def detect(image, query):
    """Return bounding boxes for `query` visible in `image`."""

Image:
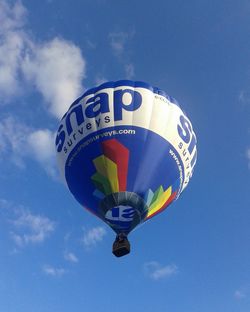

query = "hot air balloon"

[55,80,197,257]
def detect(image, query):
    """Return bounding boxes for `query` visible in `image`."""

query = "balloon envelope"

[56,80,197,235]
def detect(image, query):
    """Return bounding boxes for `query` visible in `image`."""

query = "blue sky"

[0,0,250,311]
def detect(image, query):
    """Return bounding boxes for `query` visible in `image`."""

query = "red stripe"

[102,139,129,191]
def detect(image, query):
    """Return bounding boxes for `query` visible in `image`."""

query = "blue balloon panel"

[56,80,197,235]
[65,126,183,234]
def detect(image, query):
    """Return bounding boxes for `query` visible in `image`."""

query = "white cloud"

[27,129,56,176]
[0,0,27,31]
[10,208,55,247]
[0,117,57,176]
[0,0,28,100]
[82,226,106,248]
[144,261,178,281]
[43,265,66,277]
[0,1,86,175]
[64,251,78,263]
[0,0,86,119]
[22,38,86,118]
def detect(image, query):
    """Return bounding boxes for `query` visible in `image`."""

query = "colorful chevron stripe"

[145,185,177,220]
[91,139,130,196]
[91,138,178,219]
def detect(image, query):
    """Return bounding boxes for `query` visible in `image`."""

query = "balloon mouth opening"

[99,192,148,234]
[112,234,130,257]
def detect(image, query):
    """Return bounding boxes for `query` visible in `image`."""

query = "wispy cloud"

[43,265,66,277]
[109,32,130,57]
[0,116,30,167]
[238,90,250,170]
[0,0,28,100]
[246,148,250,169]
[144,261,178,281]
[0,117,56,176]
[82,226,106,248]
[234,289,247,300]
[239,90,250,106]
[0,198,55,248]
[109,31,135,79]
[0,198,13,210]
[0,198,15,220]
[95,76,107,86]
[0,0,86,119]
[64,251,79,263]
[125,63,135,79]
[234,285,250,300]
[10,208,55,247]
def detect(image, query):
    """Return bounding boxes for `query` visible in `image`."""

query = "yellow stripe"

[147,186,172,218]
[93,155,119,192]
[93,156,106,176]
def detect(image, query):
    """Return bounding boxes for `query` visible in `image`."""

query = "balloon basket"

[112,234,130,257]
